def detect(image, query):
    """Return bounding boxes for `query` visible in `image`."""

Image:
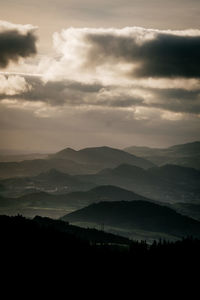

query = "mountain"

[1,162,199,203]
[124,141,200,169]
[148,164,200,188]
[172,203,200,222]
[50,146,155,169]
[76,164,200,203]
[0,185,153,219]
[0,146,154,179]
[33,169,94,192]
[59,185,151,209]
[62,200,200,241]
[0,168,95,197]
[0,158,93,179]
[0,153,48,162]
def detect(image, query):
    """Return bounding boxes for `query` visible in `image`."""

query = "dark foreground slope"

[1,215,200,294]
[1,215,200,275]
[62,201,200,240]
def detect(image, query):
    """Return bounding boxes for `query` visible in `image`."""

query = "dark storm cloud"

[85,32,200,78]
[0,76,104,106]
[148,88,200,114]
[0,29,37,68]
[0,75,145,108]
[1,75,200,114]
[97,96,143,108]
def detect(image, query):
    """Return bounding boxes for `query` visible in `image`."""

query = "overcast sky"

[0,0,200,153]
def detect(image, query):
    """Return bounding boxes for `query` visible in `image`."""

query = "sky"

[0,0,200,153]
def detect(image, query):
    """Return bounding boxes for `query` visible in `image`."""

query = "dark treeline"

[1,214,200,268]
[1,214,200,293]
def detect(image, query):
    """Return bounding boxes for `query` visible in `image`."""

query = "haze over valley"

[1,0,200,278]
[0,141,200,242]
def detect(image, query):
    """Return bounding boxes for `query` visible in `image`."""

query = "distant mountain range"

[0,141,199,180]
[50,146,154,169]
[0,168,95,197]
[76,164,200,203]
[124,141,200,169]
[62,200,200,241]
[0,153,48,163]
[0,141,200,243]
[1,161,200,202]
[0,146,154,179]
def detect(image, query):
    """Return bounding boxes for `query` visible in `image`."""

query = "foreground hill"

[124,141,200,169]
[62,201,200,241]
[2,214,200,274]
[0,215,131,255]
[0,146,154,179]
[76,164,200,203]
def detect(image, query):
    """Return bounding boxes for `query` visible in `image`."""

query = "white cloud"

[0,20,37,34]
[41,26,200,85]
[0,74,31,95]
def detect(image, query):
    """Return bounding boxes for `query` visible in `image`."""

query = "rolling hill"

[0,168,95,197]
[172,203,200,222]
[76,164,200,203]
[124,141,200,169]
[1,162,199,203]
[0,185,153,218]
[62,200,200,240]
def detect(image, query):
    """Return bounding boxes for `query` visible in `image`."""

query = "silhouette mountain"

[62,200,200,239]
[124,141,200,169]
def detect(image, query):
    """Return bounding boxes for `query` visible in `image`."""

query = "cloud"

[0,76,104,106]
[42,27,200,83]
[0,25,200,132]
[0,75,147,109]
[0,74,31,95]
[141,87,200,115]
[86,31,200,78]
[0,20,37,68]
[0,75,199,115]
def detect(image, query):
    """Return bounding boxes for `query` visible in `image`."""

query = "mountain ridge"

[62,200,200,240]
[124,141,200,169]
